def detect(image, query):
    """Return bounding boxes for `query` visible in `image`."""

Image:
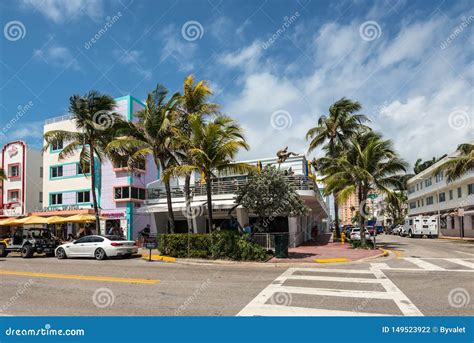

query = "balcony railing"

[45,114,74,125]
[146,175,325,203]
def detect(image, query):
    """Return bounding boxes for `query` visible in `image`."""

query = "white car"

[55,235,138,260]
[349,228,371,241]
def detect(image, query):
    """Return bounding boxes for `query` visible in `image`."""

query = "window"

[439,192,446,202]
[421,198,424,206]
[435,172,444,182]
[420,182,423,190]
[51,140,63,151]
[449,190,453,200]
[40,167,43,178]
[113,159,145,171]
[39,192,43,203]
[50,166,63,178]
[458,187,462,198]
[426,196,434,205]
[77,191,90,203]
[7,190,19,202]
[90,237,104,243]
[114,186,145,200]
[51,193,63,205]
[468,183,474,195]
[74,236,90,244]
[417,200,420,207]
[425,178,432,187]
[408,186,415,194]
[8,164,20,178]
[409,202,416,209]
[416,184,419,191]
[77,163,90,175]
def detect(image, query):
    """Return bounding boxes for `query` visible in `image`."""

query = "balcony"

[45,114,74,125]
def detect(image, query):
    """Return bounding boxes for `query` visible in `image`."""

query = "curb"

[438,237,474,242]
[141,254,177,263]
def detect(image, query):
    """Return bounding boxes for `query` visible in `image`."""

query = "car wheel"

[408,230,413,238]
[95,248,107,260]
[56,248,67,259]
[21,245,34,258]
[123,253,132,259]
[0,244,8,257]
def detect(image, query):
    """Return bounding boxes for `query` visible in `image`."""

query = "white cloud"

[220,41,262,68]
[158,25,197,72]
[33,44,79,70]
[113,49,152,80]
[21,0,103,24]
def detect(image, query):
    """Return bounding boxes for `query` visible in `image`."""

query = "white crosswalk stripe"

[237,267,422,316]
[372,257,474,272]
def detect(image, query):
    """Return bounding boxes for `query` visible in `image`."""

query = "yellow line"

[0,270,160,284]
[142,254,177,262]
[314,258,351,263]
[383,248,403,258]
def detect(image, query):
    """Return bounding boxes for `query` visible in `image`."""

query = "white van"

[404,216,438,238]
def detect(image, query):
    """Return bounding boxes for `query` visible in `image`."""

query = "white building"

[0,141,43,218]
[406,144,474,238]
[140,155,330,248]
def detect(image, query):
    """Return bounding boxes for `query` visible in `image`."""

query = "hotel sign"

[7,146,18,157]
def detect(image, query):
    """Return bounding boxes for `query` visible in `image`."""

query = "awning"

[138,200,240,214]
[0,217,20,226]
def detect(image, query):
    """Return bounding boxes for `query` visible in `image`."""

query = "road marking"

[445,258,474,269]
[0,269,160,285]
[238,267,422,316]
[404,258,445,271]
[314,258,351,263]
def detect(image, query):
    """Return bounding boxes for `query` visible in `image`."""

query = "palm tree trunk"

[205,173,213,233]
[333,197,340,239]
[184,173,193,233]
[89,145,100,235]
[164,180,176,234]
[358,186,366,245]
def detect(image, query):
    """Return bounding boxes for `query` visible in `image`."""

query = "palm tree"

[166,115,252,232]
[434,143,474,182]
[107,84,181,233]
[306,97,369,237]
[0,168,5,180]
[43,91,120,233]
[323,131,407,245]
[176,75,218,232]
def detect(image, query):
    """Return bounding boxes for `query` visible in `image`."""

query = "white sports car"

[55,235,138,260]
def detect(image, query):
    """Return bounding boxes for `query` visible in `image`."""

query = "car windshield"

[28,229,51,239]
[104,235,126,241]
[352,229,360,232]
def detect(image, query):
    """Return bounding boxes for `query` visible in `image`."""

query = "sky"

[0,0,473,169]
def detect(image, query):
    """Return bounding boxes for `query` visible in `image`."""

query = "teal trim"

[49,145,62,154]
[130,96,146,107]
[49,162,91,180]
[127,203,133,240]
[48,188,92,207]
[127,95,133,121]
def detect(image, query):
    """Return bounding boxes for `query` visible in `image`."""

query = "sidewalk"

[269,241,383,263]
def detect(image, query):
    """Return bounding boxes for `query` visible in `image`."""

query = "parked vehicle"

[391,225,403,235]
[55,235,138,260]
[404,216,438,238]
[376,226,384,234]
[349,228,371,241]
[0,228,60,258]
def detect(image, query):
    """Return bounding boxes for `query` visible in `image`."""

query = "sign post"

[145,239,157,262]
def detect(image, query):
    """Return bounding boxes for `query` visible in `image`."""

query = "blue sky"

[0,0,472,167]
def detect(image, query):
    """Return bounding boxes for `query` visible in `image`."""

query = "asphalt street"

[0,235,472,316]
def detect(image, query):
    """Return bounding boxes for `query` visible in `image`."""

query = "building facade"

[40,95,157,239]
[0,141,43,218]
[140,155,330,247]
[406,144,474,238]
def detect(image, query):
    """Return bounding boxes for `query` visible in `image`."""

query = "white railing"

[45,114,74,125]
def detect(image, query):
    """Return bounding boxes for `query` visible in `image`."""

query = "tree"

[176,75,218,232]
[0,168,5,180]
[166,115,252,232]
[383,190,407,225]
[107,84,181,233]
[414,154,447,174]
[306,97,369,237]
[323,131,407,245]
[43,91,120,233]
[433,143,474,182]
[236,166,308,232]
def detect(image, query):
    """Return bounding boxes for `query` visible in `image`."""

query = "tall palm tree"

[434,143,474,182]
[107,84,181,233]
[166,115,252,232]
[306,97,369,237]
[323,131,407,244]
[176,75,218,232]
[43,91,120,233]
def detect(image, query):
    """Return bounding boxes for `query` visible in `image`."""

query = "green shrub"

[158,231,268,261]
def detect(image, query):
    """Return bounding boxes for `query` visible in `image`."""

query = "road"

[0,235,473,316]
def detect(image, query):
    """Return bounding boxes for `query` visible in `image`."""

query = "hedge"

[158,231,268,261]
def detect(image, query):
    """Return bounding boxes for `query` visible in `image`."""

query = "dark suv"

[0,228,60,258]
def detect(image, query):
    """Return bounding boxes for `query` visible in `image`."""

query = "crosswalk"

[237,267,422,316]
[372,257,474,272]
